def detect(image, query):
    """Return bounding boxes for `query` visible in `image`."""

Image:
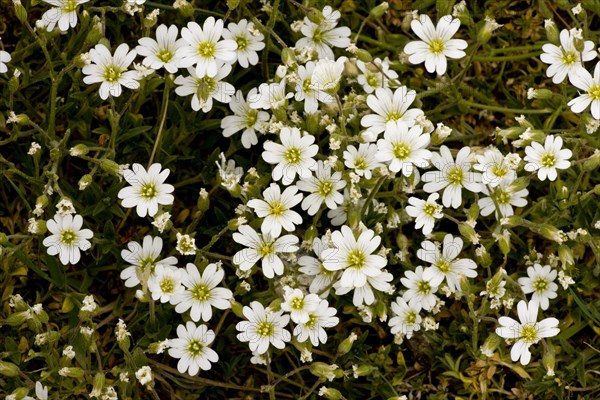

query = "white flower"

[422,145,483,208]
[82,43,141,100]
[39,0,89,32]
[400,266,439,312]
[81,295,97,313]
[376,124,431,176]
[56,198,76,215]
[262,127,318,185]
[176,232,197,255]
[405,193,443,236]
[356,57,398,94]
[524,135,572,181]
[295,61,319,113]
[135,366,153,386]
[170,263,233,322]
[474,147,517,187]
[63,345,76,359]
[403,14,467,75]
[567,62,600,119]
[118,163,175,217]
[361,86,424,135]
[174,63,235,112]
[297,160,346,215]
[540,29,596,84]
[168,321,219,375]
[388,297,421,339]
[298,237,337,296]
[335,268,393,306]
[43,214,93,265]
[517,264,558,311]
[28,142,41,155]
[310,57,346,104]
[215,153,243,191]
[0,50,10,73]
[148,265,184,303]
[417,234,477,292]
[221,89,269,148]
[249,79,293,110]
[152,211,171,233]
[343,143,382,179]
[295,6,351,60]
[321,225,387,288]
[247,183,303,237]
[136,24,186,73]
[120,235,178,288]
[478,180,528,219]
[495,300,560,365]
[179,17,237,77]
[281,286,321,324]
[232,225,299,279]
[222,19,265,68]
[236,301,291,355]
[293,298,339,346]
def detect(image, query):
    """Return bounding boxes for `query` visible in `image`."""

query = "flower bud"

[458,222,479,244]
[0,232,8,246]
[227,0,240,10]
[480,333,502,357]
[0,361,20,377]
[431,123,452,145]
[496,126,523,140]
[69,144,89,157]
[12,387,29,398]
[544,19,559,45]
[14,0,27,23]
[230,299,245,318]
[497,232,510,256]
[59,367,85,379]
[527,88,553,100]
[355,49,373,63]
[281,47,296,66]
[558,245,574,268]
[9,73,20,94]
[174,0,194,17]
[475,245,492,267]
[143,9,160,28]
[5,311,31,326]
[309,362,340,381]
[369,2,389,19]
[92,372,106,397]
[583,151,600,171]
[353,364,376,377]
[306,8,323,24]
[304,225,318,242]
[507,177,529,192]
[477,17,502,44]
[501,215,523,228]
[542,342,556,376]
[319,387,344,400]
[337,332,358,355]
[78,174,93,191]
[100,159,121,176]
[536,224,564,243]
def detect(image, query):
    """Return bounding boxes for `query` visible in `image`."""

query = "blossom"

[293,298,339,346]
[405,193,443,236]
[222,19,265,68]
[170,263,233,322]
[540,29,596,84]
[388,297,421,339]
[295,6,351,60]
[495,300,560,365]
[474,147,517,187]
[403,14,468,75]
[168,321,219,375]
[82,43,141,100]
[281,286,321,324]
[361,87,424,135]
[567,62,600,119]
[343,143,382,179]
[247,183,303,237]
[136,24,186,73]
[249,79,293,110]
[295,61,320,113]
[221,89,269,148]
[298,237,337,296]
[232,225,299,279]
[517,264,558,310]
[120,235,178,288]
[376,124,432,176]
[174,63,235,112]
[39,0,89,32]
[417,234,478,292]
[135,366,153,387]
[43,214,93,265]
[236,301,291,355]
[297,160,347,215]
[321,225,387,288]
[118,163,175,217]
[147,265,185,303]
[478,180,528,219]
[310,57,346,104]
[524,135,572,181]
[0,49,10,73]
[422,145,483,208]
[179,17,237,77]
[262,127,318,185]
[356,57,399,94]
[400,266,439,312]
[335,268,393,306]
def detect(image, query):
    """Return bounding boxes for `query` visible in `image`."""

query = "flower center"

[160,278,175,293]
[245,109,258,127]
[496,189,511,205]
[156,49,173,63]
[191,284,210,302]
[589,84,600,101]
[312,29,324,44]
[447,166,464,185]
[268,200,286,216]
[436,258,452,273]
[62,0,77,13]
[290,297,305,310]
[392,142,411,160]
[423,202,441,216]
[259,241,275,257]
[353,156,367,170]
[303,78,312,93]
[416,280,431,294]
[318,181,334,197]
[428,38,445,54]
[533,277,549,293]
[256,321,274,337]
[197,41,216,58]
[385,111,402,122]
[347,249,366,269]
[284,147,302,164]
[196,76,216,100]
[304,313,318,329]
[140,183,158,199]
[561,51,577,65]
[187,339,204,356]
[540,153,556,168]
[139,256,157,273]
[366,73,380,88]
[104,66,122,83]
[405,311,417,325]
[520,324,539,344]
[60,229,77,245]
[491,165,507,177]
[235,35,248,51]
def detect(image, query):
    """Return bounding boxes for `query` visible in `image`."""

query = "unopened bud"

[227,0,240,10]
[78,174,93,191]
[143,9,159,28]
[528,88,553,100]
[542,342,556,376]
[431,123,452,145]
[100,159,121,176]
[59,367,85,379]
[319,387,344,400]
[230,299,244,318]
[0,361,20,377]
[310,362,340,381]
[558,245,574,268]
[14,1,27,23]
[477,17,502,44]
[355,49,373,63]
[69,144,89,157]
[353,364,376,377]
[458,222,479,244]
[337,332,358,355]
[480,333,502,357]
[281,47,296,66]
[369,2,389,19]
[544,19,559,45]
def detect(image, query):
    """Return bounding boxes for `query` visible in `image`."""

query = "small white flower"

[135,366,153,386]
[176,232,197,255]
[0,49,10,74]
[56,198,76,215]
[236,301,291,355]
[222,19,265,68]
[28,142,41,155]
[247,183,303,237]
[361,86,424,135]
[343,143,382,179]
[262,127,318,185]
[221,89,269,148]
[295,6,351,60]
[495,300,560,365]
[148,265,184,303]
[297,161,347,215]
[136,24,186,73]
[403,14,468,75]
[249,79,293,110]
[540,29,596,84]
[39,0,89,32]
[174,63,235,112]
[478,180,528,219]
[524,135,572,181]
[400,266,439,312]
[567,62,600,119]
[474,147,518,187]
[298,237,337,296]
[310,57,346,104]
[281,286,321,324]
[295,61,319,113]
[120,235,178,288]
[388,297,421,339]
[405,193,443,235]
[293,298,339,346]
[115,319,130,342]
[81,295,98,313]
[168,321,219,375]
[43,214,93,265]
[63,345,76,359]
[335,268,393,306]
[118,163,175,217]
[151,211,171,233]
[82,43,141,100]
[517,264,558,310]
[376,124,432,176]
[356,57,399,94]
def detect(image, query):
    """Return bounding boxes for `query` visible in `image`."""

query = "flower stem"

[360,175,387,217]
[459,99,553,114]
[148,82,171,167]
